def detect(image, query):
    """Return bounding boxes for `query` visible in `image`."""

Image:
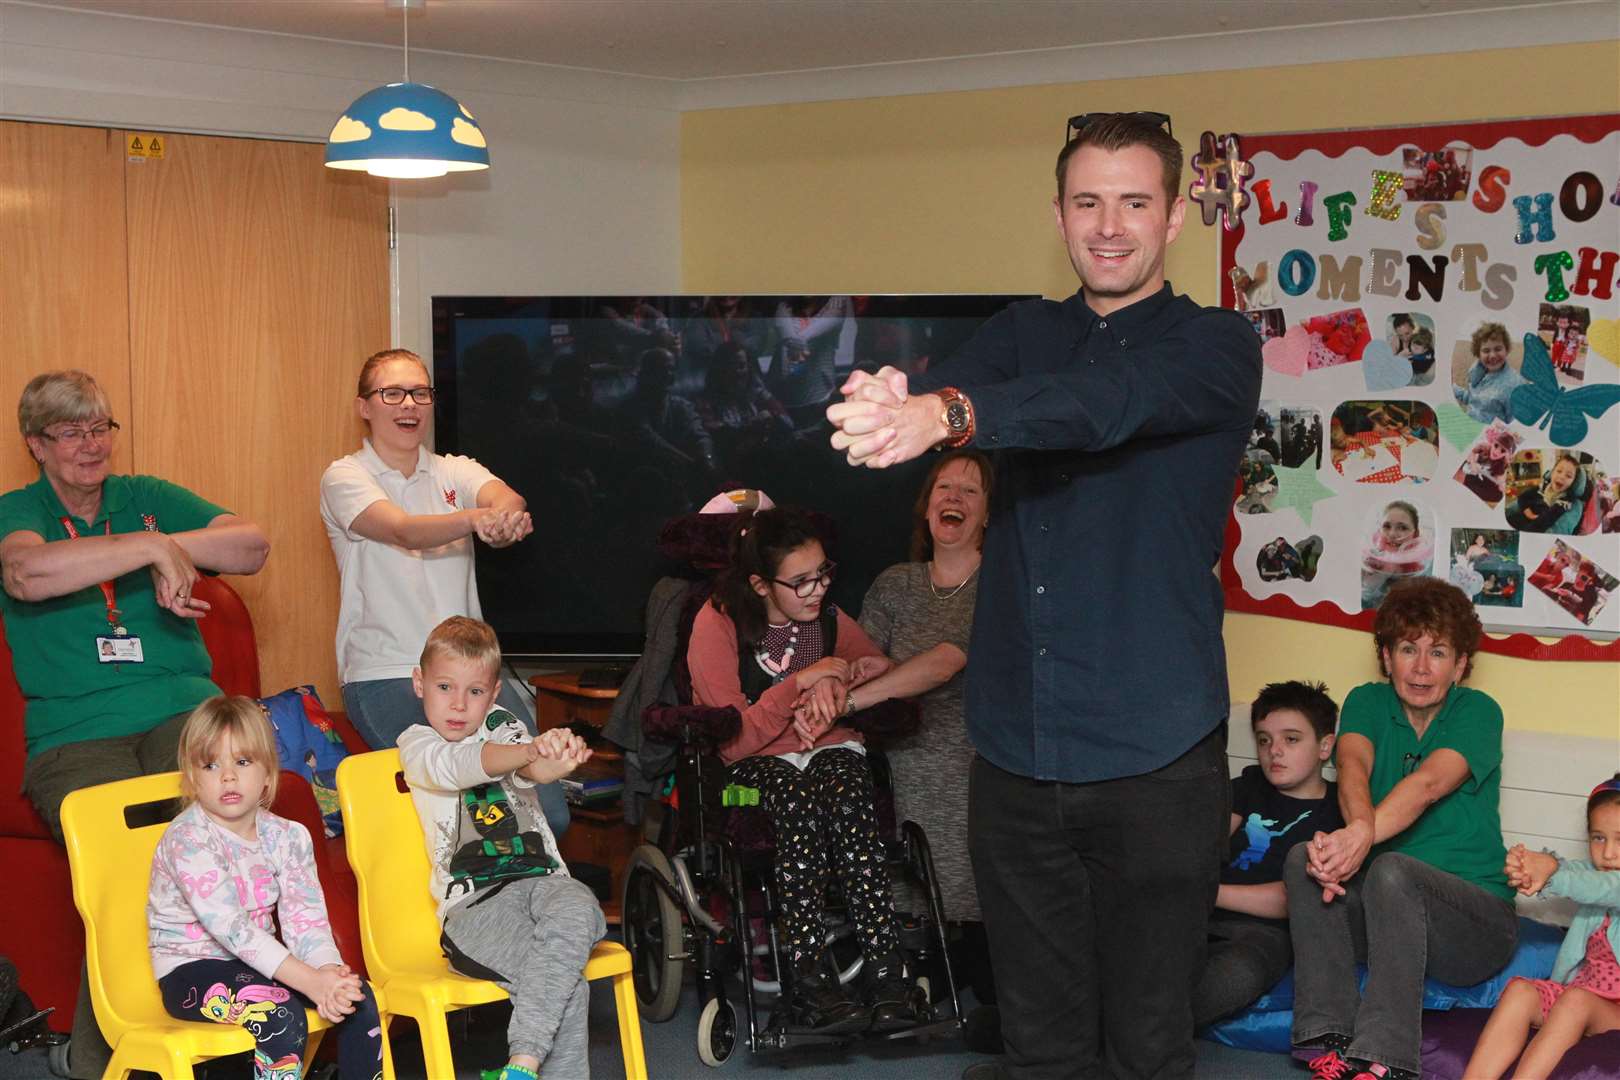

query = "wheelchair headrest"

[643,703,742,753]
[656,504,841,572]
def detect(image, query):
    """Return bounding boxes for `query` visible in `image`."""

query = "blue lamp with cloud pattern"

[324,0,488,179]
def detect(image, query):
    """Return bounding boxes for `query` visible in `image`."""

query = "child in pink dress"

[1463,776,1620,1079]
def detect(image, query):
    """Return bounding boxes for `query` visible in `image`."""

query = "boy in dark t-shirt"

[1193,681,1343,1029]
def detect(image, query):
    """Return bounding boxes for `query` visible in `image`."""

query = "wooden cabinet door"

[124,133,389,704]
[0,122,133,492]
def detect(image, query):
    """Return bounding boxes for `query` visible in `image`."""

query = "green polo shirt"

[0,473,226,757]
[1339,681,1512,902]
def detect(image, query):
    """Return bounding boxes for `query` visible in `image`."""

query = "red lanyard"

[58,517,121,631]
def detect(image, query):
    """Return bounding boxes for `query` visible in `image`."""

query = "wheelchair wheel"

[621,844,685,1022]
[696,996,737,1067]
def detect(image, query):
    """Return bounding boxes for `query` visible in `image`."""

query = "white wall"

[0,0,682,357]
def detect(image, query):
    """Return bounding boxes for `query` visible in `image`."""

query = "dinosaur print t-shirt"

[1223,764,1342,901]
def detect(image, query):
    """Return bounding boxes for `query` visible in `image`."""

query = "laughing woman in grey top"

[856,449,998,1044]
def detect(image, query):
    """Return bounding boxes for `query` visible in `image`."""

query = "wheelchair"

[618,691,965,1066]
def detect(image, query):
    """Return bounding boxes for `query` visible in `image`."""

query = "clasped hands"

[473,508,533,548]
[310,962,365,1024]
[519,727,593,784]
[1302,820,1375,903]
[1504,843,1557,896]
[789,655,892,751]
[826,367,944,469]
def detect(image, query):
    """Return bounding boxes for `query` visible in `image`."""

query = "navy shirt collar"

[1062,283,1175,349]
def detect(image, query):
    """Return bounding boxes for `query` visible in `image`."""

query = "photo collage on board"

[1223,120,1620,634]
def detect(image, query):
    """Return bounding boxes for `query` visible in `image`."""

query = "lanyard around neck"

[58,517,121,631]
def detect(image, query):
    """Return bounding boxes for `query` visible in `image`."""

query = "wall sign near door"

[125,133,166,160]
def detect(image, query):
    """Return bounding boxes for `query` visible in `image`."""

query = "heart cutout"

[1361,341,1412,392]
[1262,324,1311,378]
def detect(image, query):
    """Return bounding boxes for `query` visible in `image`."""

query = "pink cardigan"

[687,602,885,763]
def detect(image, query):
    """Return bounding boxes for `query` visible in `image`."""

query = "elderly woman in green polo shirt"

[1284,578,1518,1080]
[0,370,269,840]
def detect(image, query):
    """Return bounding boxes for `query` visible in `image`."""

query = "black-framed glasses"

[364,385,435,405]
[38,419,120,446]
[1402,752,1423,776]
[1066,111,1174,143]
[770,562,836,598]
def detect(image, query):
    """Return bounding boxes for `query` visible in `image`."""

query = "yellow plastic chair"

[336,749,647,1079]
[60,771,389,1080]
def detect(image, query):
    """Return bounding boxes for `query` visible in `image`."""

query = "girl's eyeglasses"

[770,563,837,598]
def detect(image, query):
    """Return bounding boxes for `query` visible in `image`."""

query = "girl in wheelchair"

[687,505,928,1035]
[147,696,383,1080]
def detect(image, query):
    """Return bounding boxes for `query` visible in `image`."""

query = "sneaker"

[962,1004,1003,1054]
[1292,1032,1352,1063]
[783,970,870,1034]
[864,952,929,1032]
[1351,1063,1419,1080]
[1305,1050,1358,1080]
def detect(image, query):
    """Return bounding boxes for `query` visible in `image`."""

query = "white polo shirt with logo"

[321,440,498,685]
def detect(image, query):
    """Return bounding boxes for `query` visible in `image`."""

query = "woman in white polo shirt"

[321,348,568,832]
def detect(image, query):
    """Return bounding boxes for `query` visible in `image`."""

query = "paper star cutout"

[1434,402,1485,454]
[1270,462,1337,525]
[1587,318,1618,366]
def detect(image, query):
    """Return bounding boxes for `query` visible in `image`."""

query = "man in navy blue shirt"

[828,114,1262,1079]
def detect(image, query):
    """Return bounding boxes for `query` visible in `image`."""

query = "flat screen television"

[432,294,1031,659]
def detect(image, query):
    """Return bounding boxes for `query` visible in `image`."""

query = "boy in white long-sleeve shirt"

[398,617,601,1080]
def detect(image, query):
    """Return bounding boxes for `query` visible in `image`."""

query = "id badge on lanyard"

[61,516,144,665]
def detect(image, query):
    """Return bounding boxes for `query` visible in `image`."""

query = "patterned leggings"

[729,747,900,971]
[159,958,382,1080]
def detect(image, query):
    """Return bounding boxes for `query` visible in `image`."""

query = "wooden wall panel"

[124,133,388,705]
[0,122,132,491]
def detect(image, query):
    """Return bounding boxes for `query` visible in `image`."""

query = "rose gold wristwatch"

[936,386,975,449]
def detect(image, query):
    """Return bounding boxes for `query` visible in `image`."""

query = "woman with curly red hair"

[1286,578,1519,1080]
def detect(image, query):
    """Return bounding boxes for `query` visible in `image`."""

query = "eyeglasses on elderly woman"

[37,420,121,447]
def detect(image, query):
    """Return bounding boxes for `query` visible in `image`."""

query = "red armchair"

[0,576,366,1031]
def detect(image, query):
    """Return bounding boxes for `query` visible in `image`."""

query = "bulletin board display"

[1218,115,1620,661]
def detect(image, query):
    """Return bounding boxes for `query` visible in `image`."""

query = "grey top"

[860,560,980,921]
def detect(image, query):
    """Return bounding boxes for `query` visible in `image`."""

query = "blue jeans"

[341,677,571,837]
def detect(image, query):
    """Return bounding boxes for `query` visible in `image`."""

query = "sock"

[480,1065,539,1080]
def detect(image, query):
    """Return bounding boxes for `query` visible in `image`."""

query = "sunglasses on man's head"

[1065,111,1174,144]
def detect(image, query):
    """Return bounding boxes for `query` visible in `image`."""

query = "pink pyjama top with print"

[147,802,342,981]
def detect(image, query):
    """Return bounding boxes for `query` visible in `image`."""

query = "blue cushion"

[1201,917,1564,1053]
[1422,917,1563,1009]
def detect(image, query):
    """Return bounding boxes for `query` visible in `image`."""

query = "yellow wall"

[681,42,1620,740]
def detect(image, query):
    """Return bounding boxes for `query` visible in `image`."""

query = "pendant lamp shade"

[324,82,489,179]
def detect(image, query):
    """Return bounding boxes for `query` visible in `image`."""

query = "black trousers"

[968,727,1229,1080]
[1191,913,1293,1029]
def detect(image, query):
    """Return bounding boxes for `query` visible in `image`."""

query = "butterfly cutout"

[1509,333,1620,447]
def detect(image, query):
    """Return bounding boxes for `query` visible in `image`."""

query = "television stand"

[577,664,631,691]
[529,671,637,922]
